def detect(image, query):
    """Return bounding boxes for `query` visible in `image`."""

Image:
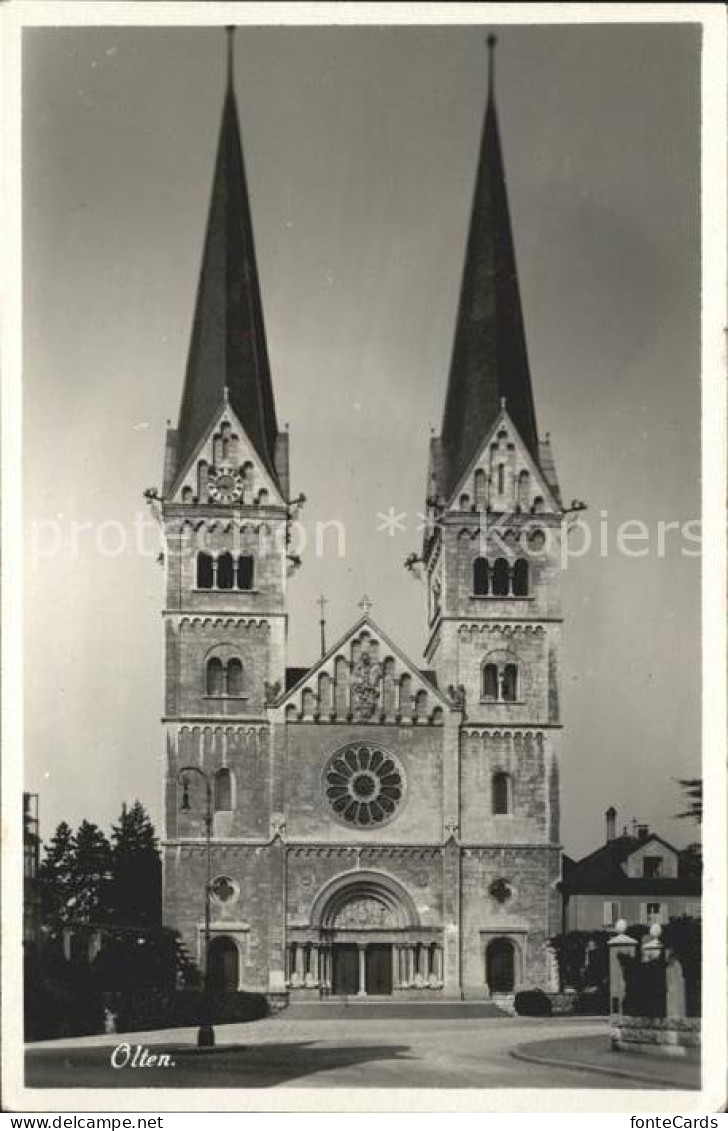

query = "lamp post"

[178,765,215,1048]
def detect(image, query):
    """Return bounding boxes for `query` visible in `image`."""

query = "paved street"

[25,1015,698,1090]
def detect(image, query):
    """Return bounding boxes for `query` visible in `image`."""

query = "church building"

[159,35,565,1001]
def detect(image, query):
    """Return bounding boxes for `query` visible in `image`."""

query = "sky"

[22,20,701,858]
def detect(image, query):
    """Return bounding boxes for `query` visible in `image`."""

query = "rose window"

[324,745,404,827]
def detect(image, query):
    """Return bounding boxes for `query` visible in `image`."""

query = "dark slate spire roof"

[439,37,539,500]
[175,29,280,486]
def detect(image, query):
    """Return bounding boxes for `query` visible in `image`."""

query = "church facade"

[159,39,565,1001]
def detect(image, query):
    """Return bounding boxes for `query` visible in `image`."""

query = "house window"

[492,772,511,816]
[643,856,663,879]
[603,901,620,928]
[473,557,489,596]
[214,768,233,812]
[645,902,665,926]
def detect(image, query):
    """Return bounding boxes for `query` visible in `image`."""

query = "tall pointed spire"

[438,36,539,500]
[175,26,281,487]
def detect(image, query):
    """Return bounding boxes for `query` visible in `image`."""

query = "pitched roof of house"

[561,834,702,897]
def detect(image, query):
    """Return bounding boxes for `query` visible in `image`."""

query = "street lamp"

[178,765,215,1048]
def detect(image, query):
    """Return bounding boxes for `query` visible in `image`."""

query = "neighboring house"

[561,807,702,932]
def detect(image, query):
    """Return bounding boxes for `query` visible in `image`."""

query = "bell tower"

[422,38,564,864]
[159,28,291,874]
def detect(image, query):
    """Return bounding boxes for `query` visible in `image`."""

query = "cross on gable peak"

[358,594,373,616]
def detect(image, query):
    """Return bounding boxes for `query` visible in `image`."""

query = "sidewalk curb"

[510,1043,695,1090]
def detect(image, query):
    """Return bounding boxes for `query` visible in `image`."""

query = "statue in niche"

[350,651,382,721]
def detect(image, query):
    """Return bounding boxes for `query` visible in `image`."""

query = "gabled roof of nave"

[275,613,452,711]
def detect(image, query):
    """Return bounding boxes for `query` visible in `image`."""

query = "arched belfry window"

[237,555,254,590]
[217,552,234,590]
[512,558,529,597]
[197,552,214,589]
[214,768,233,812]
[207,657,224,696]
[481,657,519,703]
[226,658,243,696]
[492,558,510,597]
[492,772,511,816]
[473,557,489,596]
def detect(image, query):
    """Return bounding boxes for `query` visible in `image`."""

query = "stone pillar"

[393,946,402,989]
[357,944,367,996]
[666,955,687,1019]
[608,923,638,1020]
[434,945,443,983]
[294,942,305,985]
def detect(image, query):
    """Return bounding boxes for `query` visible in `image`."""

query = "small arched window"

[226,658,243,696]
[214,768,232,812]
[237,555,254,590]
[217,552,234,589]
[483,663,499,700]
[492,558,510,597]
[473,557,489,596]
[512,558,529,597]
[502,664,518,702]
[474,468,487,510]
[207,657,224,696]
[492,772,510,815]
[197,552,214,589]
[497,464,505,494]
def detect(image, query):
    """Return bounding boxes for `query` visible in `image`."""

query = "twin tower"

[158,35,567,1001]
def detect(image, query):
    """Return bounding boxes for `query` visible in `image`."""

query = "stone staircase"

[283,997,507,1020]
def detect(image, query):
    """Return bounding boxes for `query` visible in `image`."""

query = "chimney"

[605,806,617,842]
[637,824,649,842]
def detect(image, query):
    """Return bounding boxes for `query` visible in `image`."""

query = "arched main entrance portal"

[486,937,515,992]
[288,870,443,997]
[208,935,239,993]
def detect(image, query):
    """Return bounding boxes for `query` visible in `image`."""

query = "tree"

[37,821,75,930]
[674,777,702,824]
[69,821,112,923]
[109,801,162,927]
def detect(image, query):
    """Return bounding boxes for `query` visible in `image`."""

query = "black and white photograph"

[3,1,726,1115]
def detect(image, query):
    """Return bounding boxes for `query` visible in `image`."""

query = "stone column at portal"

[357,944,367,996]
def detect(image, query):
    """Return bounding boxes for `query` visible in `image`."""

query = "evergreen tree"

[674,777,703,824]
[69,821,112,923]
[110,801,162,927]
[37,821,75,930]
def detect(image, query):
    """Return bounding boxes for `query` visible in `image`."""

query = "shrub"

[108,990,269,1033]
[24,946,105,1041]
[514,989,552,1017]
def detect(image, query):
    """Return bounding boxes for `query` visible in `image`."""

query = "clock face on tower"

[208,466,244,504]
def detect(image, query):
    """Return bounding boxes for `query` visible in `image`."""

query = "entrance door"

[486,938,515,992]
[366,944,393,995]
[332,944,359,995]
[208,936,239,993]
